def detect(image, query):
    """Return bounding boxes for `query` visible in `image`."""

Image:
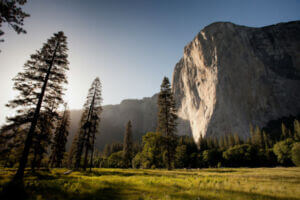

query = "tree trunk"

[83,129,90,171]
[13,41,59,181]
[89,132,95,171]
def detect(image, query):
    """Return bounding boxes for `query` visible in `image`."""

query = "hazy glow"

[0,0,299,125]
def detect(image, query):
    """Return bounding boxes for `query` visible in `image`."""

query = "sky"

[0,0,299,125]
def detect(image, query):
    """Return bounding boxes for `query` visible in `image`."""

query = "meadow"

[0,167,299,200]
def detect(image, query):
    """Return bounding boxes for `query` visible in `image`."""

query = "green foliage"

[132,152,142,169]
[123,121,133,168]
[202,149,222,167]
[291,142,300,166]
[223,144,256,167]
[157,77,177,169]
[107,151,125,168]
[273,138,294,166]
[49,105,70,168]
[1,168,300,200]
[140,132,164,169]
[175,145,188,168]
[294,120,300,141]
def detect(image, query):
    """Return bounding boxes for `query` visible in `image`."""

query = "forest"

[0,1,300,200]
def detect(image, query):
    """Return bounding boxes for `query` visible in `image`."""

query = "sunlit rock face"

[172,21,300,142]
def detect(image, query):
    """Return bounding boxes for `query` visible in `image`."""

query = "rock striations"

[172,21,300,142]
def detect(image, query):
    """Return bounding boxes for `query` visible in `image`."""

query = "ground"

[0,167,299,200]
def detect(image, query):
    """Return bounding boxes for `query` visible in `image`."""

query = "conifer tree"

[254,126,264,148]
[234,133,241,145]
[3,31,69,180]
[227,134,235,147]
[294,120,300,141]
[262,131,269,149]
[0,0,29,45]
[75,77,102,170]
[49,104,70,168]
[157,77,177,170]
[123,120,133,168]
[281,123,288,140]
[31,111,55,171]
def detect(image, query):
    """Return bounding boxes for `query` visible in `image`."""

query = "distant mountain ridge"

[68,94,159,150]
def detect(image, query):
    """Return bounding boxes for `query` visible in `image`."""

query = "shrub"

[202,149,222,167]
[107,151,125,168]
[273,138,294,166]
[175,145,188,168]
[132,152,142,169]
[291,142,300,166]
[222,144,256,167]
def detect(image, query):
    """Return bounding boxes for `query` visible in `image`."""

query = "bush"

[202,149,222,167]
[222,144,256,167]
[132,152,142,169]
[175,145,188,168]
[273,138,294,166]
[291,143,300,166]
[107,151,124,168]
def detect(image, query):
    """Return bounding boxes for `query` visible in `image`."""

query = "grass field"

[0,167,299,200]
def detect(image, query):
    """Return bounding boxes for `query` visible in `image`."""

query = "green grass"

[0,167,300,200]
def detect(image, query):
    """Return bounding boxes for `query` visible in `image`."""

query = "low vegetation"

[1,167,300,200]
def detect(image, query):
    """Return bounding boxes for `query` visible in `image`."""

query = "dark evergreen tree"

[234,133,242,146]
[157,77,177,170]
[49,104,70,168]
[75,77,102,170]
[294,120,300,141]
[123,120,133,168]
[3,31,69,180]
[198,135,208,151]
[31,111,55,171]
[0,0,29,45]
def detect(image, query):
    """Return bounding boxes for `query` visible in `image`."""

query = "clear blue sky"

[0,0,299,125]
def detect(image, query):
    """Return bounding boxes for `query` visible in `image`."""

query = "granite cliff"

[173,21,300,142]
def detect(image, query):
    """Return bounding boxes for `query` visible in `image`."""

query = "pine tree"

[157,77,177,170]
[3,31,69,180]
[75,77,102,170]
[49,104,70,168]
[262,131,269,149]
[234,133,241,145]
[123,120,133,168]
[0,0,29,45]
[294,120,300,141]
[281,123,288,140]
[227,134,235,147]
[31,111,55,171]
[254,126,264,148]
[198,135,208,151]
[250,124,255,145]
[219,135,224,149]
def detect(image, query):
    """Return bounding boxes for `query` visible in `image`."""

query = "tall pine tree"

[75,77,102,170]
[49,104,70,168]
[157,77,177,170]
[123,120,133,168]
[3,31,69,180]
